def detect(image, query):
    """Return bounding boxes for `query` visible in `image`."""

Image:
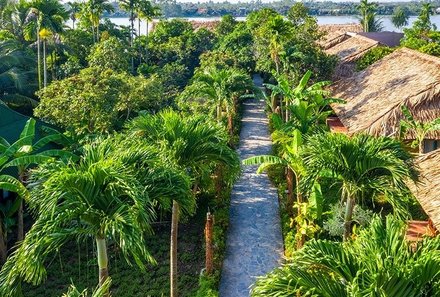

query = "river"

[97,15,440,36]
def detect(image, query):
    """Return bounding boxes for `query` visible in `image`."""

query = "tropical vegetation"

[0,0,439,296]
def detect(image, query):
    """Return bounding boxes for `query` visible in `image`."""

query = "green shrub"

[356,46,395,71]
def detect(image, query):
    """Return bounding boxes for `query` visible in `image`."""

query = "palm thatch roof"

[331,48,440,139]
[326,34,379,62]
[326,34,379,79]
[407,149,440,231]
[318,23,363,49]
[190,20,219,31]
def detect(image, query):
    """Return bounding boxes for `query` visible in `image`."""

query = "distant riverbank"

[99,15,440,35]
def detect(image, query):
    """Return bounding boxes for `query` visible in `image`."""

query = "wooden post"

[205,212,214,275]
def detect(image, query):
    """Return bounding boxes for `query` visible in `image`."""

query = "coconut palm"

[0,118,77,242]
[303,132,414,241]
[252,215,440,297]
[0,137,191,296]
[184,66,254,137]
[127,109,239,297]
[400,105,440,154]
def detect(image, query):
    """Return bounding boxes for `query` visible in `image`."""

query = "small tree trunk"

[216,105,222,122]
[419,140,425,154]
[0,222,7,264]
[17,169,26,242]
[96,235,109,295]
[43,39,47,88]
[343,196,356,241]
[215,165,223,199]
[271,95,277,113]
[204,212,214,275]
[37,31,42,90]
[130,10,134,73]
[286,168,294,217]
[227,114,234,138]
[170,201,180,297]
[295,174,305,249]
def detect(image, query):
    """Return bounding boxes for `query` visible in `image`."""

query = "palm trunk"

[170,200,179,297]
[146,19,149,37]
[343,196,356,241]
[419,140,425,154]
[43,39,47,88]
[96,22,100,42]
[37,31,42,90]
[216,105,222,122]
[204,212,214,275]
[0,222,7,264]
[72,19,75,30]
[17,169,26,242]
[130,10,134,73]
[96,236,109,295]
[295,174,305,249]
[226,105,233,138]
[138,18,142,64]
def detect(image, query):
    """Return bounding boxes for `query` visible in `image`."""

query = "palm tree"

[67,1,81,29]
[184,66,254,137]
[391,6,409,30]
[26,0,68,88]
[0,118,77,242]
[303,132,414,241]
[0,40,38,107]
[252,215,440,297]
[0,137,190,296]
[127,110,239,297]
[357,0,382,32]
[119,0,137,72]
[414,3,434,32]
[400,105,440,154]
[136,0,160,37]
[80,0,114,42]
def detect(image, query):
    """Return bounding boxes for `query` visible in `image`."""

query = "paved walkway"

[219,75,284,297]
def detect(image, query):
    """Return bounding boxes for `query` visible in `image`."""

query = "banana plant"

[0,118,77,244]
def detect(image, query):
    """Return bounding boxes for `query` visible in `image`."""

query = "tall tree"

[80,0,113,42]
[304,132,414,241]
[127,110,239,297]
[26,0,68,88]
[66,1,81,29]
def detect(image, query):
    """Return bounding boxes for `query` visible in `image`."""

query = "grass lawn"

[23,208,207,297]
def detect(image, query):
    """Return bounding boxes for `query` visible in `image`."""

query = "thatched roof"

[325,34,378,63]
[318,23,363,49]
[190,20,219,31]
[331,48,440,139]
[407,149,440,230]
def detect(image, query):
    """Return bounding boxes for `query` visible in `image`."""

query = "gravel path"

[218,75,284,297]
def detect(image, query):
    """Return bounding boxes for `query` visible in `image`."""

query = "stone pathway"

[219,75,284,297]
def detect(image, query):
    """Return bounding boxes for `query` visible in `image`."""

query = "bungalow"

[329,48,440,153]
[318,23,363,50]
[325,32,404,79]
[406,149,440,240]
